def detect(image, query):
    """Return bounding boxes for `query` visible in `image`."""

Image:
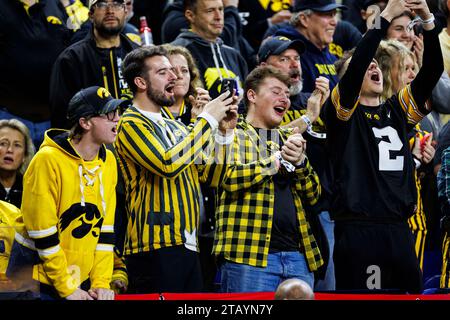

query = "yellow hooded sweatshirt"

[20,129,117,298]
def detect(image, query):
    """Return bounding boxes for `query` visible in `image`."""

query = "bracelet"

[421,13,434,25]
[301,115,312,129]
[275,151,296,173]
[306,127,327,139]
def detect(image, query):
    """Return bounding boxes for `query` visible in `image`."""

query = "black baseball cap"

[294,0,347,12]
[67,86,127,124]
[258,36,305,63]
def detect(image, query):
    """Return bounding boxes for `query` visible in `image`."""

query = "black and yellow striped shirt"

[213,119,323,271]
[115,106,225,255]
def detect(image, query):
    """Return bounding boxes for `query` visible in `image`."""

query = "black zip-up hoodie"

[49,30,138,129]
[0,0,72,121]
[172,31,248,99]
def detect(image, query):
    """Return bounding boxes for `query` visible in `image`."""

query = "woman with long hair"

[160,44,211,125]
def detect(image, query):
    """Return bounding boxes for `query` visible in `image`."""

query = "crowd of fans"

[0,0,449,300]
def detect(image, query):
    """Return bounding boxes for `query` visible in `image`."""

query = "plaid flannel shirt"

[213,118,323,271]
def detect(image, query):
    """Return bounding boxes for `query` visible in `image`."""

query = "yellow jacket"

[20,129,117,298]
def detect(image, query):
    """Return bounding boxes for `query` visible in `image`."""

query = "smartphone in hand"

[220,78,237,99]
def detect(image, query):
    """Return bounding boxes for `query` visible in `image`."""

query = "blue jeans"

[314,211,336,291]
[220,251,314,293]
[0,108,50,150]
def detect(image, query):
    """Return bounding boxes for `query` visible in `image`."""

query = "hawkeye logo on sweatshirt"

[204,68,241,98]
[59,203,103,239]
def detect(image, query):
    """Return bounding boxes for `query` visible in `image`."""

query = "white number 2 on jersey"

[372,126,404,171]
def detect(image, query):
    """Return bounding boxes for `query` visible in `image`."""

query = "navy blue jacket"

[275,26,339,93]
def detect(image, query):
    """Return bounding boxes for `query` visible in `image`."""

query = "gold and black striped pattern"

[115,106,224,255]
[441,233,450,288]
[398,85,426,126]
[408,171,427,270]
[331,85,360,121]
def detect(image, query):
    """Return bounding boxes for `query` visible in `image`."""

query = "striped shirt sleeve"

[116,117,214,180]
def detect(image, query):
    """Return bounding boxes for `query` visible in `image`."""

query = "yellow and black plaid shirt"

[213,118,323,271]
[115,106,226,255]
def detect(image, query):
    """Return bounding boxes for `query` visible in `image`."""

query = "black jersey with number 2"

[323,17,443,222]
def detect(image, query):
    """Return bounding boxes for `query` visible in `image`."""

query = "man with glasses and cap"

[50,0,138,129]
[13,86,126,300]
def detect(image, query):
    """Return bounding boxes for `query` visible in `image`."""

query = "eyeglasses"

[96,109,122,121]
[95,1,125,10]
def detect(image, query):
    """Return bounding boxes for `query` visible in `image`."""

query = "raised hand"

[405,0,432,20]
[270,10,292,25]
[421,133,435,164]
[189,87,211,119]
[219,95,239,134]
[202,92,235,123]
[315,76,330,106]
[381,0,408,22]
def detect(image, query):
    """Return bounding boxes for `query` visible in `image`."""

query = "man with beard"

[50,0,138,129]
[115,45,238,293]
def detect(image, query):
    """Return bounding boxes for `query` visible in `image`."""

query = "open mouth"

[370,72,380,83]
[165,83,175,95]
[112,126,117,134]
[2,156,14,164]
[289,70,301,82]
[274,106,286,116]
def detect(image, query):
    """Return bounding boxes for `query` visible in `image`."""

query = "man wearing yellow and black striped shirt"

[115,45,237,293]
[215,66,324,292]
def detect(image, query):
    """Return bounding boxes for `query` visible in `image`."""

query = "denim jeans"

[220,251,314,293]
[314,211,336,291]
[0,108,50,150]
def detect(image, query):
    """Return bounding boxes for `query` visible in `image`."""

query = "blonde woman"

[0,119,35,208]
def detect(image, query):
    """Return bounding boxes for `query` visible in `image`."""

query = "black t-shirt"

[253,128,300,252]
[270,172,300,253]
